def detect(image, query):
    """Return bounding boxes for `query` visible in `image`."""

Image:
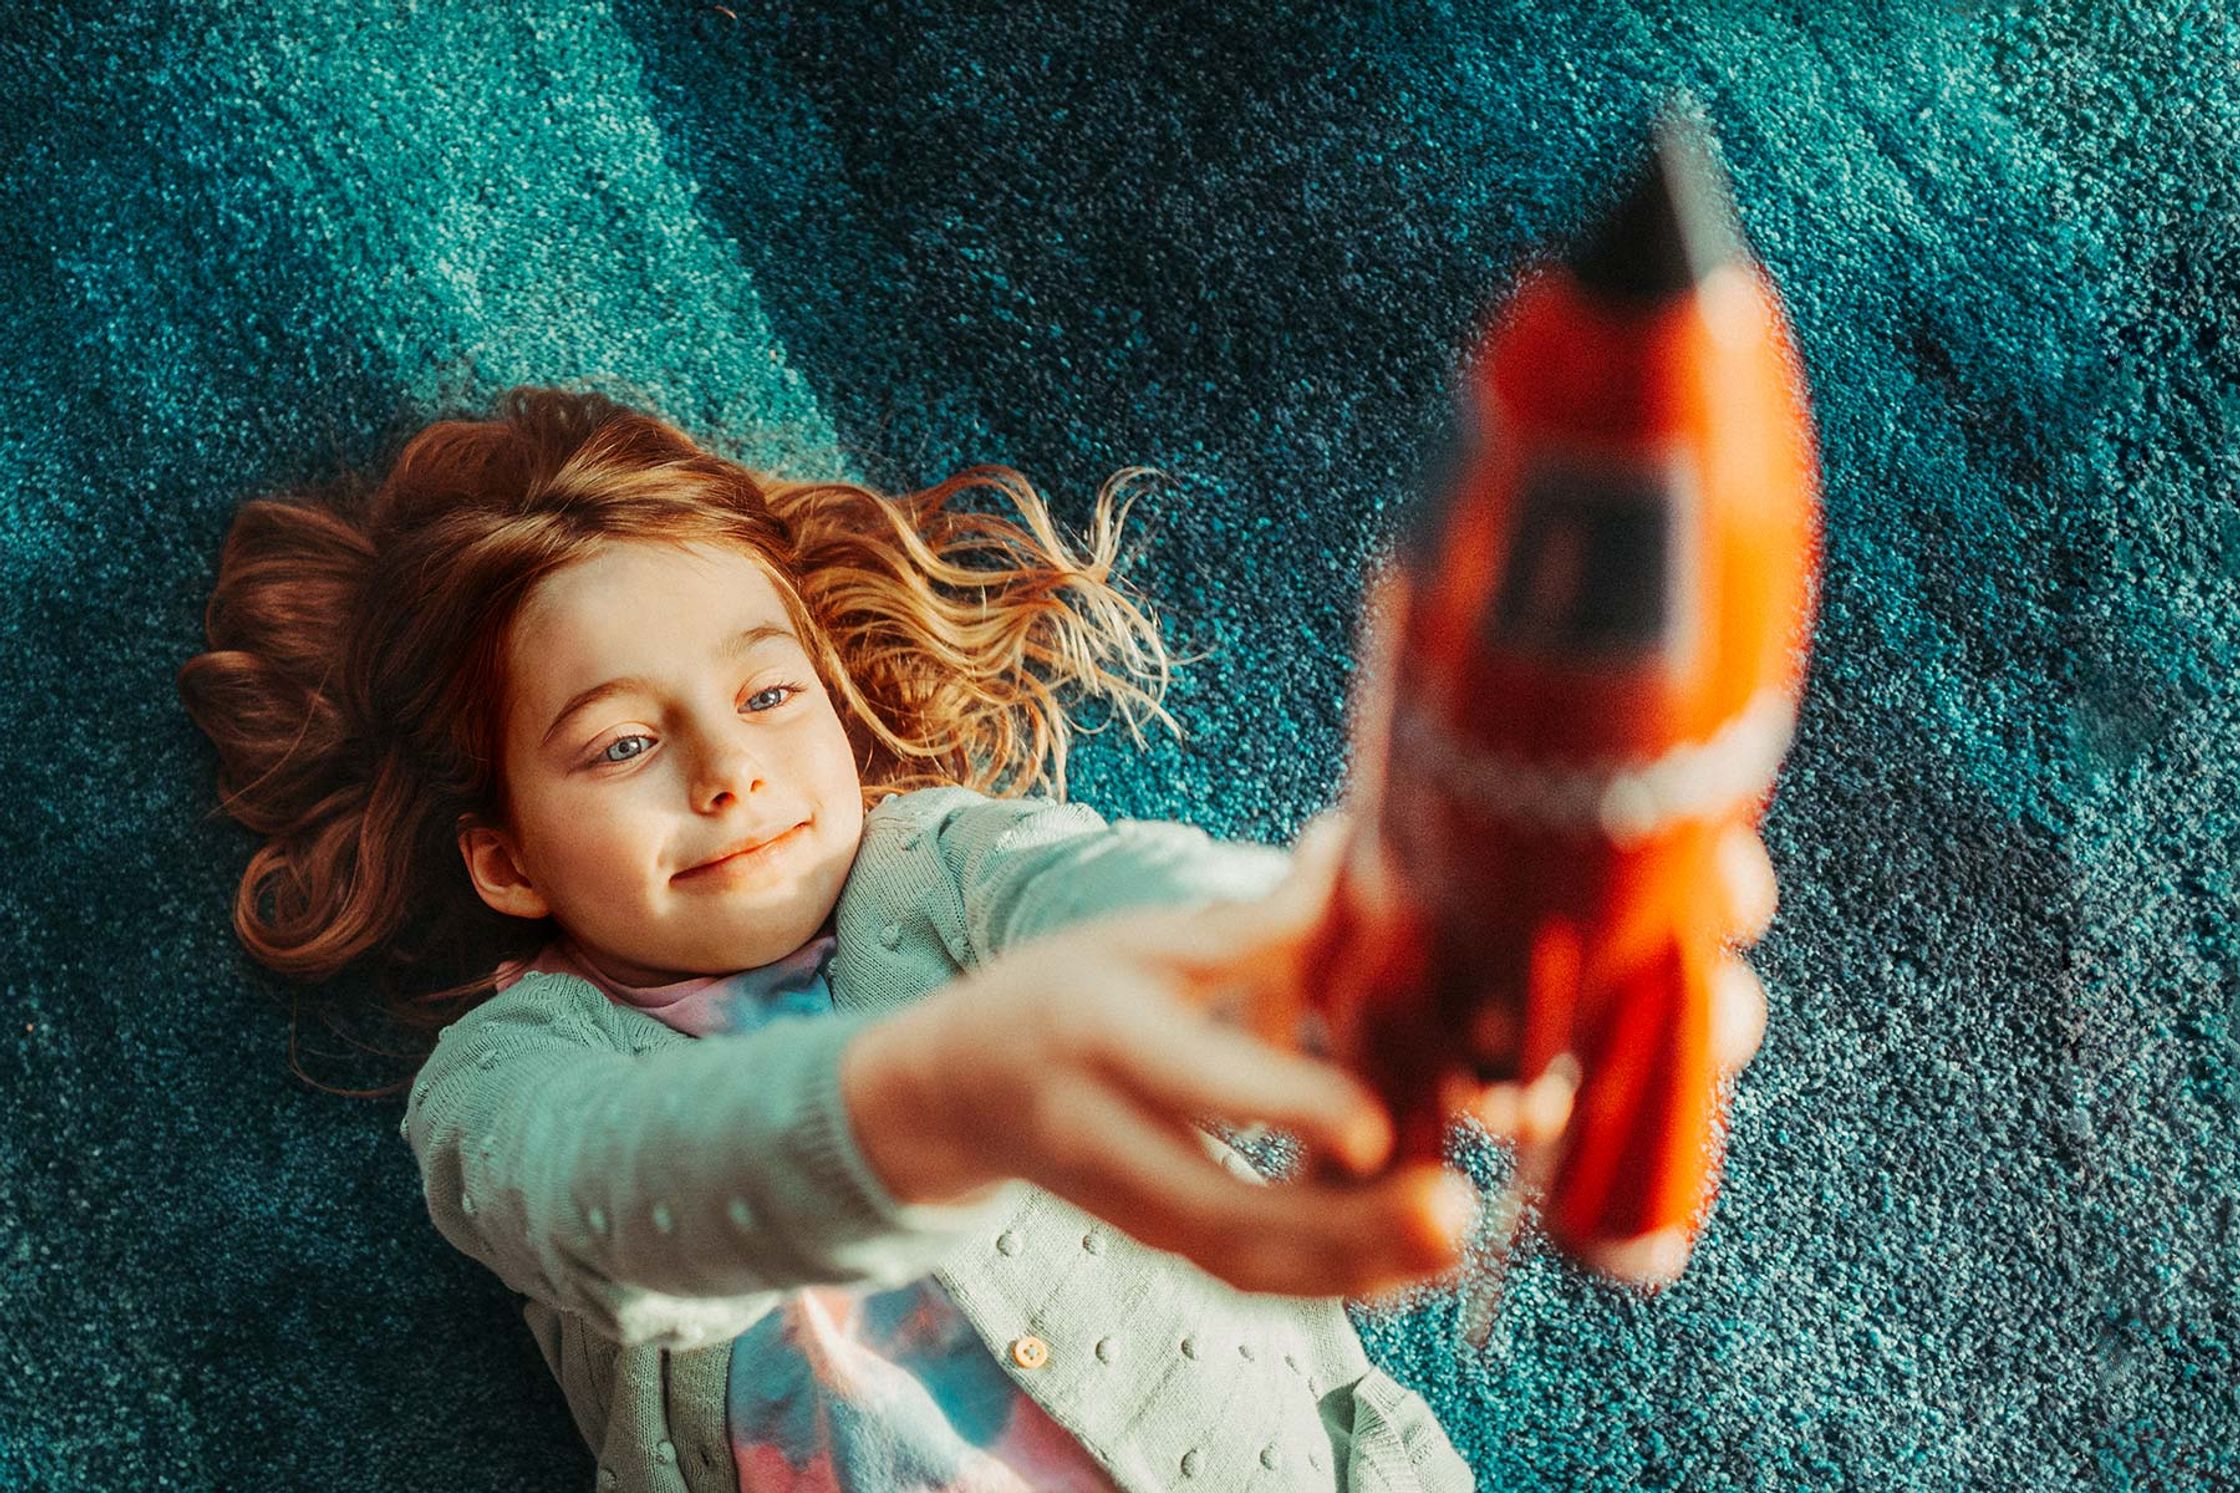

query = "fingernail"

[1474,1086,1520,1136]
[1520,1070,1575,1142]
[1344,1105,1392,1174]
[1426,1174,1478,1248]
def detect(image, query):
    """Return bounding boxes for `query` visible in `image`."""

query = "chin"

[729,916,827,969]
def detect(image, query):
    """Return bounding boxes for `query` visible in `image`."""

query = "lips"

[676,823,805,879]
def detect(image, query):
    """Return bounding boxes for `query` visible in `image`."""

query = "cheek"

[807,720,866,870]
[526,777,663,883]
[799,698,862,794]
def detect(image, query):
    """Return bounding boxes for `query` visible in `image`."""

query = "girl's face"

[460,538,866,984]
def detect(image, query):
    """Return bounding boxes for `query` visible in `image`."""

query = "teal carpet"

[4,3,2234,1487]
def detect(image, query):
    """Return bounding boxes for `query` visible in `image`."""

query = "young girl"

[179,385,1768,1491]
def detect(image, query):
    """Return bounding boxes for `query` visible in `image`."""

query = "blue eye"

[586,683,801,771]
[600,735,650,764]
[744,684,799,713]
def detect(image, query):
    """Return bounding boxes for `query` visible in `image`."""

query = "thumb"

[1078,820,1352,1046]
[1118,810,1354,974]
[1164,811,1364,984]
[1264,810,1354,930]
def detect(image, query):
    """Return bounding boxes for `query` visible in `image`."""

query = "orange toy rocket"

[1306,106,1821,1299]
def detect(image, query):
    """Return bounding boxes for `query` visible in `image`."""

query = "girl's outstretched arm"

[841,816,1482,1302]
[841,787,1770,1300]
[405,981,1023,1350]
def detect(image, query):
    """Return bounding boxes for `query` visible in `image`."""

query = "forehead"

[511,540,794,690]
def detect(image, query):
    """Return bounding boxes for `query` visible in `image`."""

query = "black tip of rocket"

[1565,102,1748,302]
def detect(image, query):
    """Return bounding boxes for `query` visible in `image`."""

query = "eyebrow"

[539,624,798,749]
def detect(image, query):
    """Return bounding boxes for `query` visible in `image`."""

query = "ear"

[457,816,554,921]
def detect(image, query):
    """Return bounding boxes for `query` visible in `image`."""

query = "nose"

[690,726,769,814]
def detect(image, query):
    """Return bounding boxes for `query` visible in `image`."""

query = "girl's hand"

[1279,811,1776,1157]
[840,812,1776,1302]
[1281,808,1778,1293]
[842,889,1483,1303]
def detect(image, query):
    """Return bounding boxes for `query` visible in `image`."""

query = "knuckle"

[1033,989,1107,1067]
[1280,1232,1351,1295]
[1040,1115,1100,1183]
[1020,1078,1073,1152]
[1337,1248,1392,1300]
[1207,1212,1268,1276]
[1223,1227,1303,1294]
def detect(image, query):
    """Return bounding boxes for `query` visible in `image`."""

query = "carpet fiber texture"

[3,3,2234,1488]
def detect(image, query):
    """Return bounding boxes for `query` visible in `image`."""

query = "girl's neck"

[559,938,709,997]
[537,921,839,1000]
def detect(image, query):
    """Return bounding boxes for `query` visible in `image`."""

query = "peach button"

[1009,1335,1050,1370]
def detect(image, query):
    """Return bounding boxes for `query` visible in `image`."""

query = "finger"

[1289,811,1354,884]
[1091,984,1396,1177]
[1711,954,1767,1072]
[1196,839,1422,1026]
[1716,825,1778,946]
[1094,810,1418,1018]
[1575,1226,1695,1290]
[1102,896,1334,1035]
[1232,812,1356,976]
[1186,814,1349,955]
[1160,806,1383,960]
[1093,874,1328,983]
[1457,1053,1580,1150]
[1344,568,1408,797]
[1031,1078,1474,1298]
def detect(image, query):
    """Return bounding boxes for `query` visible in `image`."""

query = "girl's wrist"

[840,1007,1005,1209]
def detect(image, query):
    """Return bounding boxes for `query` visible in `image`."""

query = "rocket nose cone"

[1565,105,1749,302]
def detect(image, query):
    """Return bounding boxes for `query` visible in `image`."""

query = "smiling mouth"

[675,823,807,881]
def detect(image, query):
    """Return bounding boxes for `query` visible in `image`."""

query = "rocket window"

[1488,458,1691,660]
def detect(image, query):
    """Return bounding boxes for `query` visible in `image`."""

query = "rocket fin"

[1546,931,1725,1274]
[1519,916,1582,1081]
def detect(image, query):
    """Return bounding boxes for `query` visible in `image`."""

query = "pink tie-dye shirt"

[494,936,1124,1492]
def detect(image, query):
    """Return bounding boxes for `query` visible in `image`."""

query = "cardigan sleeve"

[1323,1367,1481,1491]
[403,970,1025,1350]
[913,787,1295,964]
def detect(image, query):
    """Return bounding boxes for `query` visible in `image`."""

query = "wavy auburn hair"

[178,385,1179,1096]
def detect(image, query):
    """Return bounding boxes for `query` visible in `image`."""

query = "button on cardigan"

[406,786,1476,1492]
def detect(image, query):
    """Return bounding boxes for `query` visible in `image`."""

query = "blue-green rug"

[3,3,2233,1487]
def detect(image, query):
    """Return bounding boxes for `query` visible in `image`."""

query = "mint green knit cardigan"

[406,786,1476,1492]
